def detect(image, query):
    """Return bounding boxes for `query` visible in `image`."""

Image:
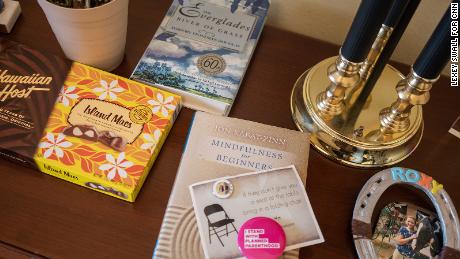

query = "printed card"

[449,116,460,139]
[371,202,444,259]
[189,166,324,259]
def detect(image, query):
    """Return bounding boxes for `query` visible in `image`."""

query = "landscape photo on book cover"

[132,0,269,105]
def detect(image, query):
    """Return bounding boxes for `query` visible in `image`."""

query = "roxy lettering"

[390,167,444,194]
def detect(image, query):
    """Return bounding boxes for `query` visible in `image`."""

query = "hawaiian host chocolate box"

[0,38,72,167]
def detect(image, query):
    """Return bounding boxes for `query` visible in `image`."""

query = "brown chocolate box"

[0,39,72,167]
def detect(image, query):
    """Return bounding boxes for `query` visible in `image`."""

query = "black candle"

[361,0,420,97]
[341,0,394,63]
[384,0,411,27]
[413,4,452,79]
[345,0,421,130]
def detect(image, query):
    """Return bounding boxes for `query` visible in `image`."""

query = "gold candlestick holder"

[291,54,424,168]
[368,69,436,139]
[316,51,362,120]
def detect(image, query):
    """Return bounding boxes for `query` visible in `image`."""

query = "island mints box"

[0,39,72,167]
[33,62,181,202]
[131,0,269,116]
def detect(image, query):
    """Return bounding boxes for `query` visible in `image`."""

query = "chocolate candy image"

[85,182,128,199]
[85,182,108,191]
[106,187,128,199]
[99,131,127,151]
[63,125,99,141]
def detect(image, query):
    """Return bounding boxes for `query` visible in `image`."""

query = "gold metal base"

[290,57,423,168]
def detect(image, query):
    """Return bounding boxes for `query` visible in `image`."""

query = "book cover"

[33,62,182,202]
[131,0,269,116]
[153,111,310,258]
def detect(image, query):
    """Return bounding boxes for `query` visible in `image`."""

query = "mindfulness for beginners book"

[153,111,310,259]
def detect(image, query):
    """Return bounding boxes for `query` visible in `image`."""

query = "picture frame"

[352,167,460,258]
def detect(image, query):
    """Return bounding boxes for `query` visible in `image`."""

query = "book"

[131,0,269,116]
[33,62,182,202]
[153,111,311,259]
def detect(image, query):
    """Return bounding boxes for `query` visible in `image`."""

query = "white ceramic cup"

[37,0,129,71]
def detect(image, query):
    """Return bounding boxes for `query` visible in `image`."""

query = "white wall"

[266,0,451,75]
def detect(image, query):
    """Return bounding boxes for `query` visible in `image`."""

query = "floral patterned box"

[33,62,181,202]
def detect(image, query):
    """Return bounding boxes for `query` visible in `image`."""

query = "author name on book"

[215,125,287,146]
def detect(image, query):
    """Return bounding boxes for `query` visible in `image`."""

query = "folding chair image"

[204,204,238,247]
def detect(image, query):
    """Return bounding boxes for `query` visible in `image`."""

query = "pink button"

[237,217,286,259]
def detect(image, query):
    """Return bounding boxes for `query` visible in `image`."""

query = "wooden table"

[1,1,459,258]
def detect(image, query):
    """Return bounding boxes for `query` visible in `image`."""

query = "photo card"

[189,165,324,259]
[371,202,443,259]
